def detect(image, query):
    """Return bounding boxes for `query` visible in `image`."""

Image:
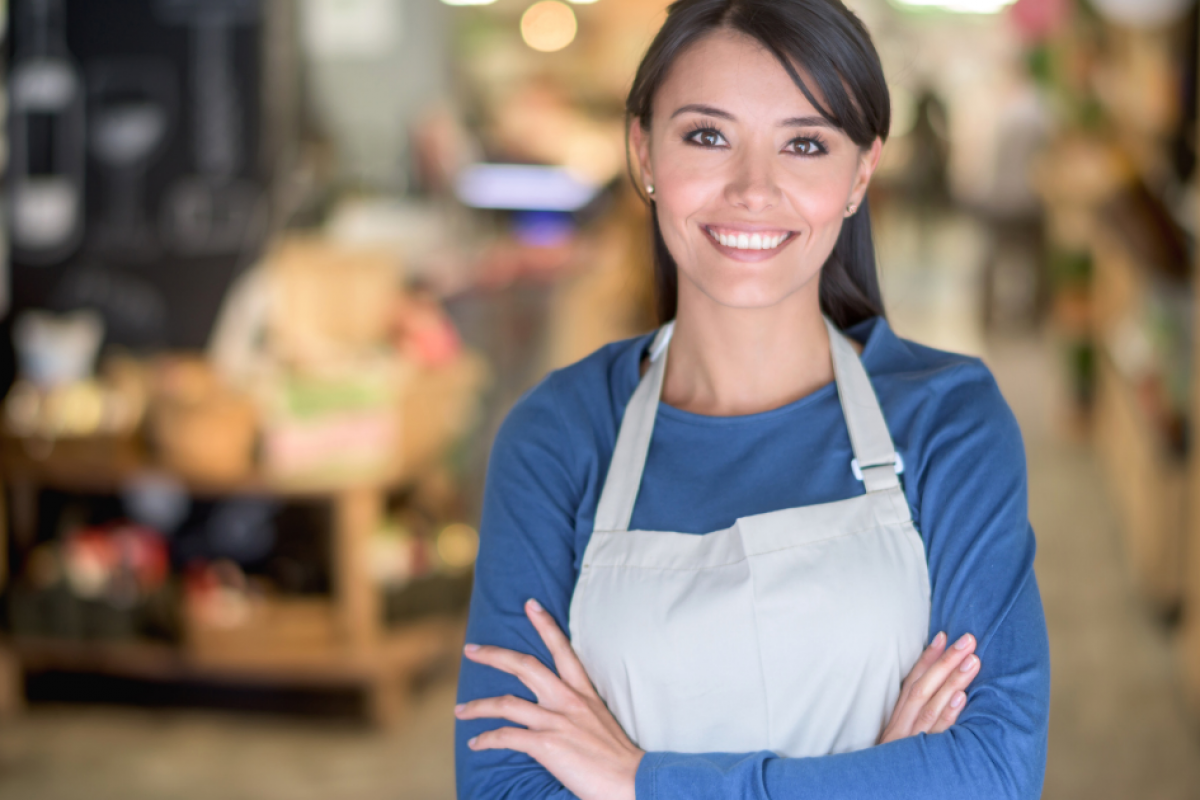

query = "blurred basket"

[149,356,258,484]
[151,394,257,484]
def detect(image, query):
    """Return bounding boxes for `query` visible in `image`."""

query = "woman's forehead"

[652,28,832,122]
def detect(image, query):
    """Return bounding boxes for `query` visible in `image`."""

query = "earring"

[845,203,858,216]
[646,184,655,196]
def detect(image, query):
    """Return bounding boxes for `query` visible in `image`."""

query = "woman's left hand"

[455,598,644,800]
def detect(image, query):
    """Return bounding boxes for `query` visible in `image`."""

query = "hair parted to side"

[626,0,891,329]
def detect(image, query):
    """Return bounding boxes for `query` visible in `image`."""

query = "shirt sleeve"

[635,363,1051,800]
[455,378,584,800]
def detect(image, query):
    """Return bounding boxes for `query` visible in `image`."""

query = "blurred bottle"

[8,0,87,265]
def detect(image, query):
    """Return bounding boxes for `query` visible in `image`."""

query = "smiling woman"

[454,1,1050,799]
[625,26,888,416]
[626,6,889,332]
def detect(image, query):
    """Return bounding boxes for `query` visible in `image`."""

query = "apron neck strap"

[593,322,674,533]
[593,318,898,533]
[823,316,901,493]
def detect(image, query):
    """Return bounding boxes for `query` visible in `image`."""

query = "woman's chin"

[682,270,820,313]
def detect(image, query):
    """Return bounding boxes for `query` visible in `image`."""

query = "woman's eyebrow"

[670,103,734,120]
[779,115,836,129]
[669,105,836,130]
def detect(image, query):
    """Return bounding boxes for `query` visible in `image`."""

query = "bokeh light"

[889,0,1016,12]
[520,1,578,53]
[436,523,479,570]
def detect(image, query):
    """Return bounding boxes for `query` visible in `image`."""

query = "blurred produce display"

[0,219,490,722]
[1028,1,1197,622]
[9,522,173,642]
[0,0,653,724]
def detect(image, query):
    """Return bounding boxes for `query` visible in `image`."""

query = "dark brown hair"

[627,0,891,328]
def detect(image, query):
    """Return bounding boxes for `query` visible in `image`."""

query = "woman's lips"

[703,225,799,260]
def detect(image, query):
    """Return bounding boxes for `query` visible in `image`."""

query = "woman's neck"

[662,283,841,417]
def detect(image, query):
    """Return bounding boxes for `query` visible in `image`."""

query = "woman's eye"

[787,138,825,156]
[687,129,725,148]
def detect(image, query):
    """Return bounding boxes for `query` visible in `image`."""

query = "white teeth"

[708,228,791,250]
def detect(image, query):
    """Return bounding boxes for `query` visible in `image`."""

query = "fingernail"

[950,692,965,709]
[527,598,543,613]
[932,631,946,648]
[468,736,478,748]
[954,634,972,651]
[454,704,465,714]
[960,655,978,672]
[464,643,480,654]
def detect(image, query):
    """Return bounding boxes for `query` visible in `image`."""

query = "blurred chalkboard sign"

[7,0,278,351]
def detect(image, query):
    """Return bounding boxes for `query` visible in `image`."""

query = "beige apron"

[569,318,931,757]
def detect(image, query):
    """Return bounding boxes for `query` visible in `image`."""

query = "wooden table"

[0,438,466,726]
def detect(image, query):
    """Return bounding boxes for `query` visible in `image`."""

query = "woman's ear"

[629,119,654,194]
[849,136,884,206]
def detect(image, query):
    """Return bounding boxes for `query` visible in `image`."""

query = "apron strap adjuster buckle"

[851,453,904,482]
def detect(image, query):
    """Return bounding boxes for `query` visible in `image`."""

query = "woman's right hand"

[878,632,980,744]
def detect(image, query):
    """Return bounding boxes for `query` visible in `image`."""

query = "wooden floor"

[0,676,461,800]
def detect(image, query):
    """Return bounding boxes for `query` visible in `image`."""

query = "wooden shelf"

[12,636,367,686]
[7,616,462,688]
[1093,354,1187,612]
[0,455,466,726]
[1036,9,1200,720]
[0,436,409,500]
[0,350,490,502]
[1176,10,1200,721]
[1087,220,1189,613]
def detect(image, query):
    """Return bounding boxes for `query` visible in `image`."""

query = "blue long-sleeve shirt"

[455,316,1050,799]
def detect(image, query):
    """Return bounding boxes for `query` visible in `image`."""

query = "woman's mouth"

[703,225,798,258]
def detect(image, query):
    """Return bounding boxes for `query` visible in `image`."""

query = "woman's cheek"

[778,167,846,216]
[657,181,716,246]
[660,167,723,213]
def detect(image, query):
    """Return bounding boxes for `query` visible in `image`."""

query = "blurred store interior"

[1,0,1200,797]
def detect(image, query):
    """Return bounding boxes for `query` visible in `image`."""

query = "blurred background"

[0,0,1198,797]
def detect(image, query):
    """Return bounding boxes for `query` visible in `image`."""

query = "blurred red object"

[62,523,168,605]
[184,558,253,630]
[1008,0,1071,43]
[390,291,462,368]
[112,524,170,593]
[62,528,118,600]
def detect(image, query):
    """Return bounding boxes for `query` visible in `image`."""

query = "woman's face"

[633,29,883,312]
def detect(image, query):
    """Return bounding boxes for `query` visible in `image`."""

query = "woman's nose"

[724,153,780,213]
